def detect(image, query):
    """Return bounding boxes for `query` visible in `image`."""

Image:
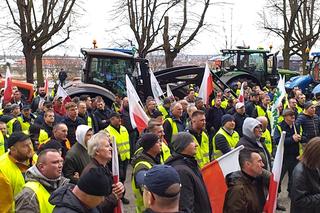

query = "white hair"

[87,131,110,157]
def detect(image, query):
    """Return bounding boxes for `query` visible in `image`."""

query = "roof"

[80,48,134,59]
[221,48,270,54]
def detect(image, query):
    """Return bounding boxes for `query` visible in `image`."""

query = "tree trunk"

[282,45,290,70]
[35,52,44,86]
[301,51,309,75]
[165,51,177,68]
[24,51,35,83]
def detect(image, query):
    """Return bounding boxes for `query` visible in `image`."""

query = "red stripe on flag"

[113,175,122,213]
[133,113,148,133]
[206,74,214,105]
[263,174,278,213]
[201,160,226,213]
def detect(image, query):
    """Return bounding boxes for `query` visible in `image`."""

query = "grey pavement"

[123,165,291,213]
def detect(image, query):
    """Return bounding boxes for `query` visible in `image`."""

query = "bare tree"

[162,0,210,67]
[2,0,80,84]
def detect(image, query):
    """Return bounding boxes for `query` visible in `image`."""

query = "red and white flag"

[150,70,164,105]
[56,85,71,104]
[111,136,123,213]
[263,131,285,213]
[44,70,49,95]
[167,84,174,100]
[238,82,245,103]
[198,62,214,105]
[126,75,149,133]
[201,145,244,213]
[3,66,13,104]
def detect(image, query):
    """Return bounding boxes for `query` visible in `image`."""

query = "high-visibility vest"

[112,103,121,113]
[87,116,93,128]
[277,125,303,155]
[158,105,169,119]
[24,181,54,213]
[160,142,171,163]
[212,128,240,159]
[38,129,50,145]
[296,105,303,114]
[7,118,18,136]
[0,153,26,211]
[256,105,272,121]
[221,99,228,109]
[131,161,153,213]
[106,125,130,161]
[191,131,210,168]
[17,117,31,132]
[262,129,272,155]
[165,118,178,142]
[0,131,5,155]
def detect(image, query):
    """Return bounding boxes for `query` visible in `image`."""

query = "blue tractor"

[285,52,320,96]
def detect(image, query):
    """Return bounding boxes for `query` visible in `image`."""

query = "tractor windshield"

[239,52,265,73]
[88,56,135,96]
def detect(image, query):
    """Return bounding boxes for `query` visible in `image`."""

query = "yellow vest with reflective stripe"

[7,118,17,136]
[131,161,153,213]
[24,181,54,213]
[0,131,5,155]
[262,129,272,155]
[38,130,49,145]
[17,117,31,132]
[158,105,169,119]
[212,128,240,159]
[256,105,272,121]
[160,142,171,163]
[106,125,130,161]
[296,105,303,114]
[165,118,178,142]
[0,152,25,211]
[221,99,228,109]
[192,132,210,168]
[87,116,93,128]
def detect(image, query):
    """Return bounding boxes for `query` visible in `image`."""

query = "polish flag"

[150,70,164,105]
[44,70,49,95]
[3,66,13,104]
[238,82,245,103]
[167,84,174,100]
[263,131,285,213]
[198,62,214,105]
[201,145,244,213]
[111,136,123,213]
[56,85,71,104]
[126,75,149,133]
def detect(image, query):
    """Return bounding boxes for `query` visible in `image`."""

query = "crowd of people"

[0,81,320,213]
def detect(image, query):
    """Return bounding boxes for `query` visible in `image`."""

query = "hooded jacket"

[236,118,272,171]
[63,125,92,184]
[223,170,270,213]
[49,184,101,213]
[15,165,69,213]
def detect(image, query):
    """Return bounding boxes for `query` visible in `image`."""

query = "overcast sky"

[1,0,319,57]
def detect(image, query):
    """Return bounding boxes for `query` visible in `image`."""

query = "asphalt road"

[123,166,291,213]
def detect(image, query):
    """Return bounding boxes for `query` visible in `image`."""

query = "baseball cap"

[143,165,181,197]
[7,132,30,148]
[235,102,245,109]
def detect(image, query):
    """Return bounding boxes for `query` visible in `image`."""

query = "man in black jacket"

[233,102,248,137]
[94,98,113,131]
[166,132,212,213]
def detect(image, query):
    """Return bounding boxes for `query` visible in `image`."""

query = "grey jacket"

[15,165,69,213]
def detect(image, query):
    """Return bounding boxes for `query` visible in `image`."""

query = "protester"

[15,149,69,213]
[63,125,93,183]
[233,102,248,137]
[166,132,212,213]
[256,116,273,156]
[143,165,181,213]
[17,104,36,132]
[31,87,47,113]
[158,97,171,119]
[290,137,320,213]
[94,97,112,130]
[0,132,35,212]
[206,97,225,137]
[82,131,125,212]
[223,148,270,213]
[0,104,22,135]
[38,109,55,144]
[78,101,94,130]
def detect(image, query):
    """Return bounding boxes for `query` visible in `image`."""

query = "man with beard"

[31,87,47,113]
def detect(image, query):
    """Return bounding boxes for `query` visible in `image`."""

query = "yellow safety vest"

[17,117,31,132]
[212,128,240,159]
[160,142,171,163]
[191,132,210,168]
[131,161,153,213]
[221,99,228,109]
[106,125,130,161]
[7,118,18,136]
[262,129,272,155]
[112,103,121,113]
[296,105,303,114]
[24,181,54,213]
[87,116,93,128]
[0,153,26,211]
[165,118,178,142]
[158,105,169,119]
[38,130,49,145]
[0,131,5,155]
[256,105,272,121]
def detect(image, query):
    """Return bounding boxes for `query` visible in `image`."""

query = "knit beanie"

[140,133,159,151]
[171,132,194,154]
[221,114,235,126]
[77,167,112,196]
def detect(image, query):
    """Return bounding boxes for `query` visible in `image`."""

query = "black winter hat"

[77,167,112,196]
[7,132,30,148]
[171,132,194,154]
[140,133,160,151]
[304,101,314,110]
[221,114,235,126]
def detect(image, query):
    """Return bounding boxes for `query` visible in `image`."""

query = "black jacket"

[49,184,101,213]
[94,108,113,131]
[233,112,248,137]
[63,143,91,184]
[61,117,85,145]
[205,106,224,134]
[166,153,212,213]
[296,113,320,143]
[290,162,320,213]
